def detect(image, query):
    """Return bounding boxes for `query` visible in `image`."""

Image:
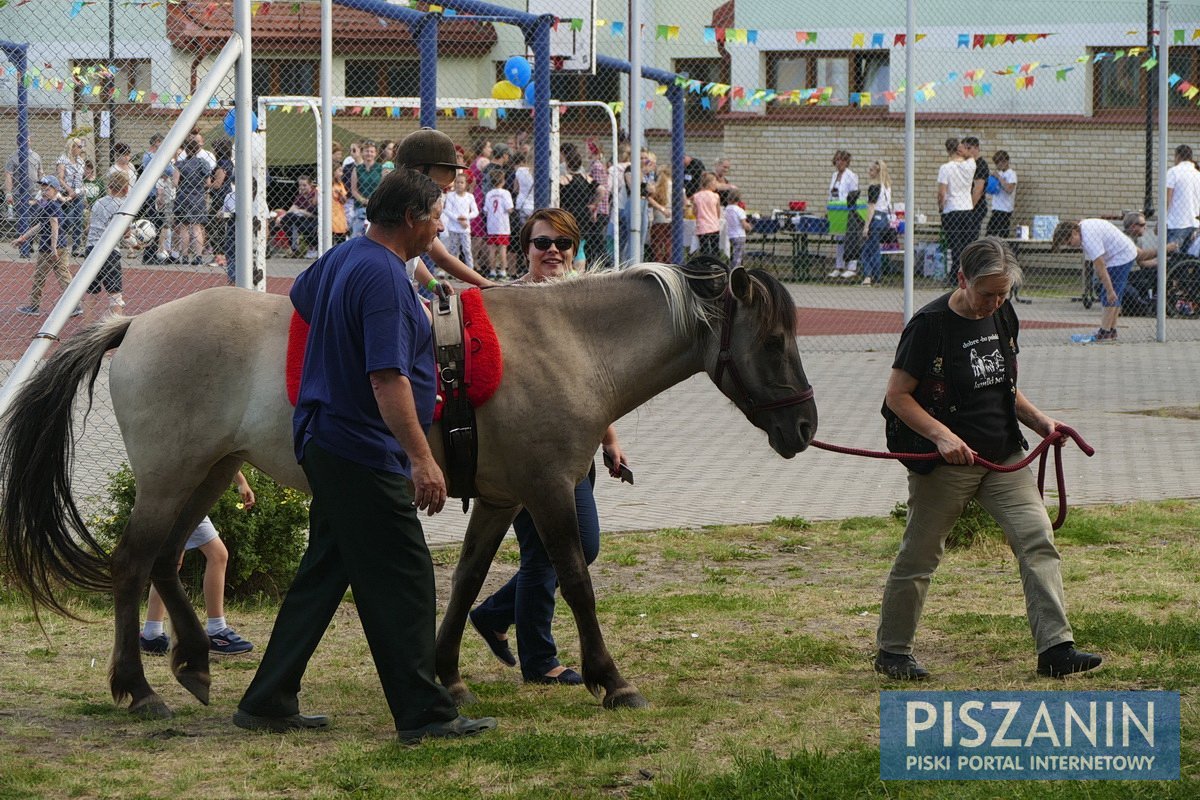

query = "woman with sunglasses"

[468,208,628,685]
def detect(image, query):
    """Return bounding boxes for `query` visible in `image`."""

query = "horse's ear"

[730,266,752,303]
[681,255,729,300]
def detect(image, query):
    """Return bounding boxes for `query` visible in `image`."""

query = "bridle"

[711,287,814,419]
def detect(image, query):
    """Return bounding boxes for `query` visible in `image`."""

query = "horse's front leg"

[435,500,520,706]
[528,490,649,710]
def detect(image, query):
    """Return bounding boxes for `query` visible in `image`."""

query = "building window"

[345,59,420,98]
[70,59,151,104]
[766,50,889,107]
[674,57,726,125]
[1093,46,1199,110]
[252,59,319,98]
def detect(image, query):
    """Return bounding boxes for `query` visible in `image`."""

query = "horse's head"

[684,258,818,458]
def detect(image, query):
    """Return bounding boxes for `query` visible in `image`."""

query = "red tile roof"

[167,2,498,57]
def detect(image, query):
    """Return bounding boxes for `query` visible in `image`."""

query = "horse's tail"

[0,316,134,618]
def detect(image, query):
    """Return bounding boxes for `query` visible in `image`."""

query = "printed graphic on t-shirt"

[961,332,1005,389]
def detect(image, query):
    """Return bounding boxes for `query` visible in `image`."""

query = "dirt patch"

[1125,406,1200,420]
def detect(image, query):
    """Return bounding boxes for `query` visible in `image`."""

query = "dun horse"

[0,261,817,718]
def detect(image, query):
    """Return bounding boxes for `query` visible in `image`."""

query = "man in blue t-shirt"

[235,167,497,744]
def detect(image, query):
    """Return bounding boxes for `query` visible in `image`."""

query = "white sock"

[143,620,165,639]
[207,617,227,635]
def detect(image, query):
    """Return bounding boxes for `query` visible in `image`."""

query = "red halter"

[711,288,814,419]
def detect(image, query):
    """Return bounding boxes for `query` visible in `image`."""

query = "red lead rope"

[809,425,1095,530]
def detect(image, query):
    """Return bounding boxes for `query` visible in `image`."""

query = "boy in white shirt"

[484,168,514,279]
[1052,218,1138,342]
[723,189,751,268]
[986,150,1018,237]
[442,173,479,271]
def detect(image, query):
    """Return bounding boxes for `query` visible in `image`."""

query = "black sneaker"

[1037,642,1102,678]
[139,633,169,655]
[874,650,930,681]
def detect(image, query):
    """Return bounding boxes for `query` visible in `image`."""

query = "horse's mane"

[512,262,795,341]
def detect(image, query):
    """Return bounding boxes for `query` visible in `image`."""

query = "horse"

[0,260,818,719]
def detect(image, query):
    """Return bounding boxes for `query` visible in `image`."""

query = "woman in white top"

[828,149,859,277]
[937,138,977,282]
[1052,219,1138,342]
[860,160,893,285]
[56,137,88,256]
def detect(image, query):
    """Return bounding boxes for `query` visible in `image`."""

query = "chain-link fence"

[3,0,1200,506]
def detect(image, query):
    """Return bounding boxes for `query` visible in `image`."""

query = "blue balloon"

[505,56,532,89]
[524,81,536,105]
[223,108,259,138]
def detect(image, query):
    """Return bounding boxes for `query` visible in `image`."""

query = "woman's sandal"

[524,668,583,686]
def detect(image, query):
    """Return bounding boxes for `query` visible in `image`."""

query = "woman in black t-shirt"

[874,237,1102,682]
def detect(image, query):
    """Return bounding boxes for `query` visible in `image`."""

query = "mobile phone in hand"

[603,450,634,485]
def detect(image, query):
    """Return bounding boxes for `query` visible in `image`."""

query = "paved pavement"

[420,331,1200,545]
[3,259,1195,547]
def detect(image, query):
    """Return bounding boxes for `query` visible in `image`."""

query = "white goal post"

[253,95,618,279]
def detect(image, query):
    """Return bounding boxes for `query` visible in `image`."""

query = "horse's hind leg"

[109,457,242,716]
[163,457,245,705]
[110,498,186,719]
[435,500,520,706]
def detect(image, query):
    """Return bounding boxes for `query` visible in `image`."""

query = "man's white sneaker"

[840,270,858,279]
[826,268,842,278]
[861,277,873,286]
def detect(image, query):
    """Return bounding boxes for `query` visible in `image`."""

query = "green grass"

[2,499,1199,798]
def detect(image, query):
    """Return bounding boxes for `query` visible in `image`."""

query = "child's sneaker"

[209,627,254,655]
[139,633,170,655]
[15,305,40,315]
[1094,328,1118,342]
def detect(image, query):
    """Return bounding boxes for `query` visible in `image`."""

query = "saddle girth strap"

[431,294,478,512]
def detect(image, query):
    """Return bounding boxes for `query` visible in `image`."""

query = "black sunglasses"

[530,236,574,252]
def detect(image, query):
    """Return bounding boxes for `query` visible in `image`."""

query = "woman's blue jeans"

[472,466,600,679]
[860,212,890,280]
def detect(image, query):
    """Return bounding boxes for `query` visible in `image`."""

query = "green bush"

[890,499,1003,550]
[89,464,309,600]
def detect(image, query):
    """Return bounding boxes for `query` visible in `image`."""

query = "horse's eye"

[765,335,786,353]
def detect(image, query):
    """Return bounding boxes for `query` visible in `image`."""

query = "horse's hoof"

[448,682,478,707]
[130,697,173,720]
[174,669,212,705]
[603,687,650,710]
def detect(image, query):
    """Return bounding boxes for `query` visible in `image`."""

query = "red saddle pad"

[286,287,502,417]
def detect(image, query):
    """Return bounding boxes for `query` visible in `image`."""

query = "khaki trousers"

[30,249,73,308]
[877,453,1075,656]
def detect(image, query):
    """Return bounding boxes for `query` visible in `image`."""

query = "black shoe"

[1037,643,1102,678]
[874,651,930,681]
[397,714,497,745]
[469,609,516,667]
[524,668,583,686]
[232,709,331,732]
